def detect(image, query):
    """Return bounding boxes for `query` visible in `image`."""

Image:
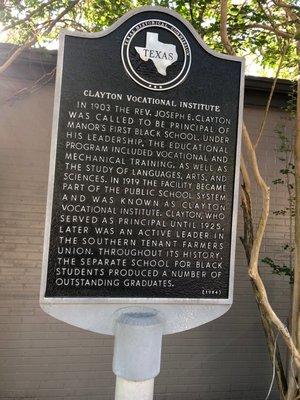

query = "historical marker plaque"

[41,8,244,304]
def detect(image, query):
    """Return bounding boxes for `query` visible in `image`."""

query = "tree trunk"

[241,185,287,399]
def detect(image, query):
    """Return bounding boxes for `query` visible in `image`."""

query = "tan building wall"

[0,64,293,399]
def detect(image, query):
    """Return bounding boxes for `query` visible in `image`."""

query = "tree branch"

[243,122,300,369]
[0,0,58,33]
[273,0,300,22]
[275,2,300,11]
[240,152,288,399]
[254,42,290,148]
[0,0,81,75]
[247,23,294,39]
[220,0,236,56]
[240,154,251,194]
[42,0,81,36]
[0,36,37,75]
[188,0,195,26]
[60,18,90,31]
[0,67,56,107]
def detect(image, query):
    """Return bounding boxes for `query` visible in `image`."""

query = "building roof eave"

[0,42,294,109]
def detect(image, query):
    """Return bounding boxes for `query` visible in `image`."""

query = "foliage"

[262,256,294,282]
[1,0,300,396]
[0,0,299,79]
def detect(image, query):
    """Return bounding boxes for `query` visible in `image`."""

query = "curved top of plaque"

[59,6,244,62]
[40,6,245,335]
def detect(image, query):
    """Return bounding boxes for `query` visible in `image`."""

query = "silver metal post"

[113,307,164,400]
[115,377,154,400]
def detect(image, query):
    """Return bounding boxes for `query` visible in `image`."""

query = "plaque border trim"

[40,5,245,306]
